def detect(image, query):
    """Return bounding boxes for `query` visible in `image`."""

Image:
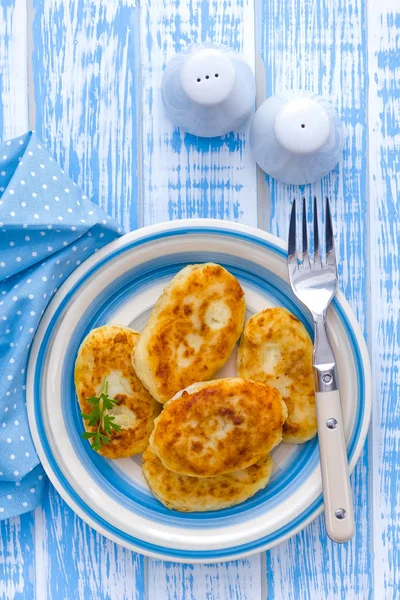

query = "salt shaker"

[249,91,345,185]
[161,43,256,138]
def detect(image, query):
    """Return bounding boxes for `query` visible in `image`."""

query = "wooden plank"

[140,0,262,597]
[31,2,146,598]
[140,0,258,228]
[0,3,35,600]
[258,0,371,597]
[367,1,400,597]
[0,513,34,600]
[0,0,28,141]
[31,0,140,232]
[34,486,145,600]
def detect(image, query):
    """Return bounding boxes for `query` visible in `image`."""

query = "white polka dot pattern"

[0,131,122,520]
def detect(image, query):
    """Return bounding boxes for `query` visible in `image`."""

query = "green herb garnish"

[81,378,122,452]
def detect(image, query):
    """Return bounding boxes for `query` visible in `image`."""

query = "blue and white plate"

[27,220,371,563]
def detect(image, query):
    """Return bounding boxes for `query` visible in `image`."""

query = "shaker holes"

[196,74,219,82]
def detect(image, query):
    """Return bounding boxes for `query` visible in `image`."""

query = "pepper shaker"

[161,43,256,138]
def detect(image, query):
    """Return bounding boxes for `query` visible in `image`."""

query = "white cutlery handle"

[315,389,355,543]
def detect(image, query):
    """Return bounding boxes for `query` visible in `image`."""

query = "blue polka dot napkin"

[0,131,123,520]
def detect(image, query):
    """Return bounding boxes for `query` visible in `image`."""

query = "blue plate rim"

[27,219,372,562]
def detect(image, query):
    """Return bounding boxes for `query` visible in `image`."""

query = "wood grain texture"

[30,2,146,598]
[368,2,400,598]
[258,0,371,598]
[148,558,262,600]
[31,0,140,232]
[0,0,28,141]
[0,3,35,600]
[34,486,145,600]
[140,0,262,598]
[0,513,35,600]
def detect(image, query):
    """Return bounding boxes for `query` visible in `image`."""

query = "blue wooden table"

[0,0,399,598]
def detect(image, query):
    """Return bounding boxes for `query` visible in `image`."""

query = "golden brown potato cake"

[134,263,246,404]
[142,447,273,512]
[75,326,160,458]
[149,378,287,477]
[237,307,317,444]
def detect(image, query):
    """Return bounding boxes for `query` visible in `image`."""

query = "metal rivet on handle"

[335,508,347,520]
[326,418,338,429]
[323,373,332,384]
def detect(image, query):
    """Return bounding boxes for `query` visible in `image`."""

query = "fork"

[288,197,355,543]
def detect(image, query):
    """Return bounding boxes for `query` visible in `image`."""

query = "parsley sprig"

[81,378,122,452]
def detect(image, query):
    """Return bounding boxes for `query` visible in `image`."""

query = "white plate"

[27,219,371,563]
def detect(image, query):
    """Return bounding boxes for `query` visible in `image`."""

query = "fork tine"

[302,197,310,266]
[325,197,336,266]
[288,199,297,260]
[313,196,321,265]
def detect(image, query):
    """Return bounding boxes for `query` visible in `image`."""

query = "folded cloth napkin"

[0,131,123,519]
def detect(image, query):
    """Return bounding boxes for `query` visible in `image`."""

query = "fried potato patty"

[75,326,160,458]
[149,378,287,477]
[237,307,317,444]
[134,263,246,404]
[142,447,273,512]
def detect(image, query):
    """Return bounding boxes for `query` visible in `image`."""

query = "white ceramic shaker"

[161,43,256,138]
[249,91,345,184]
